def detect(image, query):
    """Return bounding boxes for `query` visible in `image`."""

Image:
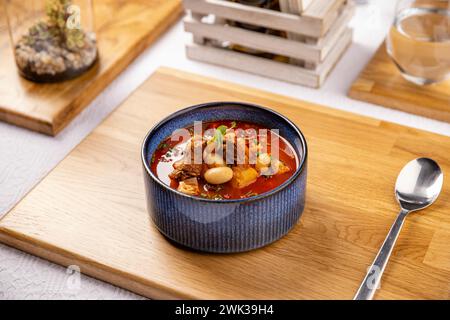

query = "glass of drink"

[387,0,450,85]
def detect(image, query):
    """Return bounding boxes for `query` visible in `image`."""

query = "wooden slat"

[1,67,450,300]
[186,42,318,87]
[315,28,352,82]
[316,1,354,48]
[280,0,315,14]
[304,0,347,38]
[184,17,320,61]
[304,0,345,19]
[349,42,450,124]
[185,28,352,88]
[183,0,344,37]
[0,0,182,135]
[184,2,354,63]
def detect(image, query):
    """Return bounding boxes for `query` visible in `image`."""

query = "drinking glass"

[386,0,450,85]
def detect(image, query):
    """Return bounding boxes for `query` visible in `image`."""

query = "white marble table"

[1,0,449,299]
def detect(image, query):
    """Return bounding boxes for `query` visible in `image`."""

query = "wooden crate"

[183,0,354,88]
[279,0,314,14]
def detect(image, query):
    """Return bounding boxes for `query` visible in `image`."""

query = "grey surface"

[1,1,449,299]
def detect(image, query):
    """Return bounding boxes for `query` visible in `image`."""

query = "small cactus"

[25,0,86,51]
[14,0,97,82]
[65,28,86,50]
[46,0,69,29]
[48,0,86,50]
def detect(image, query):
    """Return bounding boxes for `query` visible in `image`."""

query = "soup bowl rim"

[141,101,308,204]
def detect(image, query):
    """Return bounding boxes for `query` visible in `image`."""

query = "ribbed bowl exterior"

[143,163,307,253]
[142,102,308,253]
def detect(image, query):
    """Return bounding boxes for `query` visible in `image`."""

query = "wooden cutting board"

[349,42,450,123]
[0,0,182,136]
[1,67,450,300]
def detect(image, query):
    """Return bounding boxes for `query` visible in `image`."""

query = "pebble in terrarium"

[13,0,98,82]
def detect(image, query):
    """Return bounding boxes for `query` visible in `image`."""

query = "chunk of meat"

[169,160,203,181]
[259,159,290,176]
[169,135,205,181]
[255,153,271,172]
[272,159,290,175]
[231,167,258,189]
[177,178,200,196]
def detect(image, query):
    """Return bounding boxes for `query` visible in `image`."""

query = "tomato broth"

[150,121,298,200]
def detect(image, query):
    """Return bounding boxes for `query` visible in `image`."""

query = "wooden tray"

[1,67,450,300]
[0,0,182,136]
[349,42,450,123]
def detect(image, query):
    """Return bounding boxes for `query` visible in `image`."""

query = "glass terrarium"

[3,0,98,83]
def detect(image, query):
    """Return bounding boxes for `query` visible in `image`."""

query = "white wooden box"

[183,0,354,88]
[279,0,314,14]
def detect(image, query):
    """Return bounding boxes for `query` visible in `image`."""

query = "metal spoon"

[354,158,444,300]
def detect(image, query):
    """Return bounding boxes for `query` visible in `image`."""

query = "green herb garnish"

[213,125,228,147]
[217,125,228,135]
[157,142,168,150]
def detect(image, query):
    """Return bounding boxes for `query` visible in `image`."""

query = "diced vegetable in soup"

[150,121,298,200]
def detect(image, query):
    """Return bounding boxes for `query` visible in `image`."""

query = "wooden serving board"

[1,67,450,300]
[349,42,450,123]
[0,0,182,136]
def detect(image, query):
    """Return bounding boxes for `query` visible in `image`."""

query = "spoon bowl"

[395,158,444,212]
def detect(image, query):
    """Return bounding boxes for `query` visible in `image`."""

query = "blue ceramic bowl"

[142,102,308,253]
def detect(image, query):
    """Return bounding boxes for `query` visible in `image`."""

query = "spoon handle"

[354,209,409,300]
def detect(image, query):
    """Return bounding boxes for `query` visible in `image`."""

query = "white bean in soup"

[204,167,234,185]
